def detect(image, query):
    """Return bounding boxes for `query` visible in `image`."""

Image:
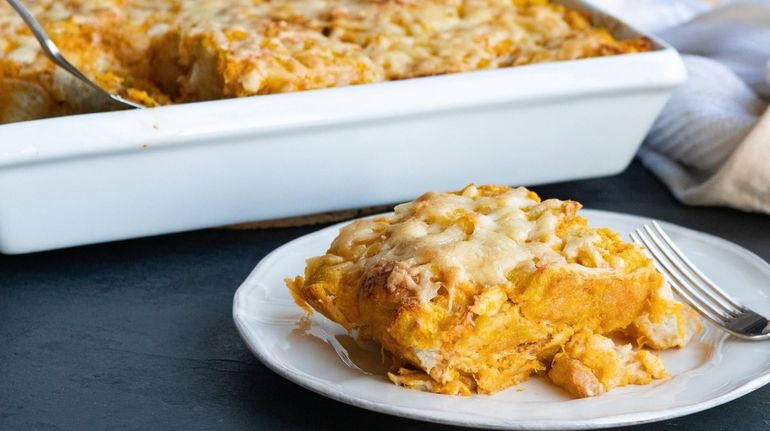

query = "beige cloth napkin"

[627,1,770,213]
[641,107,770,212]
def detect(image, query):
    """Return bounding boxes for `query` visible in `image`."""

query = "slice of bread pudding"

[287,185,700,397]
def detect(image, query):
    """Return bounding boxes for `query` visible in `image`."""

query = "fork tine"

[630,231,726,326]
[651,221,743,311]
[642,224,741,317]
[635,227,731,321]
[628,231,721,323]
[630,229,727,325]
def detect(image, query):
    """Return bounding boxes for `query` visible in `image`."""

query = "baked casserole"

[0,0,652,123]
[287,185,701,397]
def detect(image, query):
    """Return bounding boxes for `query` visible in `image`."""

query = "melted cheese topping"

[0,0,652,123]
[330,185,616,304]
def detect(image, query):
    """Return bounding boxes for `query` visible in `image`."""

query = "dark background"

[2,160,769,430]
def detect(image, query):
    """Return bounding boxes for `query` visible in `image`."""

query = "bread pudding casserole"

[287,185,701,397]
[0,0,652,123]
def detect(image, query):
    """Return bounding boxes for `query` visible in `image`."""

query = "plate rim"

[233,208,770,429]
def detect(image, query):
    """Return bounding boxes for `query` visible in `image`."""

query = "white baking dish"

[0,0,685,254]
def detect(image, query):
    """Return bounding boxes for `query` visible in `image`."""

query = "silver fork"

[5,0,144,109]
[629,221,770,340]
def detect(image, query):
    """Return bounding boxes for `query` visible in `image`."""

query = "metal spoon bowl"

[5,0,145,110]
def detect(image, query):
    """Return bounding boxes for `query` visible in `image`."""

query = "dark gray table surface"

[2,160,769,431]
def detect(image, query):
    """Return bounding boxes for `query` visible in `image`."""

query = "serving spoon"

[5,0,145,110]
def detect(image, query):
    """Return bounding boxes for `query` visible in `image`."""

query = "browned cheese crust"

[0,0,651,123]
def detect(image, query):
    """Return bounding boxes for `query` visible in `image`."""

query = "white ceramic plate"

[233,209,770,429]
